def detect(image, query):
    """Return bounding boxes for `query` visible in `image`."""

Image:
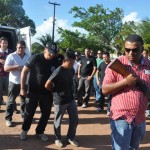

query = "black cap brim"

[47,48,55,55]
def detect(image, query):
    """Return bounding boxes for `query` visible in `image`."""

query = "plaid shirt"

[103,55,150,124]
[0,49,13,76]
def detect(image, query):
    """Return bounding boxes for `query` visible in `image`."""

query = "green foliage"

[113,21,137,53]
[0,0,36,35]
[70,5,123,47]
[138,18,150,45]
[58,27,88,52]
[37,34,52,47]
[32,42,44,54]
[31,34,53,54]
[58,4,124,53]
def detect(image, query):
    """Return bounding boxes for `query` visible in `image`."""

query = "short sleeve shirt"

[25,53,59,94]
[48,66,74,105]
[80,56,96,77]
[4,51,29,84]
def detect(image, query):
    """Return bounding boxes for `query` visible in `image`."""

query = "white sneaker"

[20,131,28,140]
[146,110,150,117]
[82,103,87,108]
[36,134,49,141]
[68,139,79,147]
[6,120,12,127]
[55,140,63,148]
[107,111,110,116]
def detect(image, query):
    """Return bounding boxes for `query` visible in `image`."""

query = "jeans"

[54,100,78,140]
[5,82,26,121]
[77,76,92,104]
[93,76,101,101]
[22,92,53,134]
[0,76,9,105]
[73,74,79,99]
[110,119,146,150]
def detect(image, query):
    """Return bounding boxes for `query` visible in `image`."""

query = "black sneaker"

[77,101,82,106]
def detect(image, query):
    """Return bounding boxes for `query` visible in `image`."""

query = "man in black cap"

[19,43,59,141]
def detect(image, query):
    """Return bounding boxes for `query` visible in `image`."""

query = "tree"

[0,0,36,35]
[69,4,124,52]
[138,18,150,45]
[113,21,137,53]
[37,34,52,47]
[32,42,44,54]
[58,27,88,52]
[32,34,53,54]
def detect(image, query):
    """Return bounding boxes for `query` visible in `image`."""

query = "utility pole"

[49,1,60,43]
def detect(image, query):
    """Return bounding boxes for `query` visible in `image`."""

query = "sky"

[22,0,150,43]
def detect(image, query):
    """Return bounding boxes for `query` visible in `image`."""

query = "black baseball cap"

[75,51,80,56]
[45,42,57,55]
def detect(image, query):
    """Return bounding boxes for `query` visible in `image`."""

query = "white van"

[0,25,31,56]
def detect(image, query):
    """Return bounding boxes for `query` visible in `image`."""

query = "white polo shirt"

[73,60,81,74]
[4,51,30,84]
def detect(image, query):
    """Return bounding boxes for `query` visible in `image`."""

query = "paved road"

[0,97,150,150]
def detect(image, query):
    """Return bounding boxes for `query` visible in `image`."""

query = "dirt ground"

[0,96,150,150]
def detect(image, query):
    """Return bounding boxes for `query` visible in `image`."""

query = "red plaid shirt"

[0,49,13,76]
[103,55,150,124]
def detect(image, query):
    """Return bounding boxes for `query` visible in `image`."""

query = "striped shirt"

[103,55,150,124]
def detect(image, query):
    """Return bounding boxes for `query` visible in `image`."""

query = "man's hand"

[125,74,137,86]
[20,89,27,98]
[0,59,5,64]
[87,76,93,81]
[78,74,81,79]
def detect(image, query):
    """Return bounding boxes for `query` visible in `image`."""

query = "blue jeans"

[93,76,101,101]
[110,119,146,150]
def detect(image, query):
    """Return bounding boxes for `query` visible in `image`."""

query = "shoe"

[82,102,87,108]
[20,131,27,140]
[14,109,20,114]
[6,120,12,127]
[36,134,48,141]
[94,100,100,104]
[96,107,103,112]
[68,139,79,147]
[55,140,63,148]
[1,101,6,105]
[146,110,150,117]
[77,101,82,106]
[107,111,110,116]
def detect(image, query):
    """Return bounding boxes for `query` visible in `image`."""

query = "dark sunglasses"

[125,47,139,53]
[97,53,102,54]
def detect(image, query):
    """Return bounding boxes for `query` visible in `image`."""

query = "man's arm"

[4,64,23,72]
[102,74,137,95]
[20,66,30,97]
[78,64,82,79]
[96,69,100,85]
[87,66,97,81]
[0,59,5,64]
[45,79,53,91]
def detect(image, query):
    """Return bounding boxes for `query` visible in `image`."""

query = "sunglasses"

[97,53,102,54]
[125,47,139,53]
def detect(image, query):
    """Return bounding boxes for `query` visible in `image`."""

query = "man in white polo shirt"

[4,41,30,127]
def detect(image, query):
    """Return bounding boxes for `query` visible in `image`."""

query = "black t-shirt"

[25,53,59,94]
[98,61,110,82]
[48,66,74,105]
[80,56,96,77]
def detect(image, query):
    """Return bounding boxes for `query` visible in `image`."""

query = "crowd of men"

[0,34,150,149]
